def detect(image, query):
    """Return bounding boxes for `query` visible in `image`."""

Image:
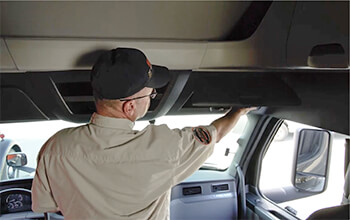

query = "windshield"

[0,114,248,181]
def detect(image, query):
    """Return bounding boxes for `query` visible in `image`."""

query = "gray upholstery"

[342,163,350,204]
[307,204,349,220]
[307,162,350,219]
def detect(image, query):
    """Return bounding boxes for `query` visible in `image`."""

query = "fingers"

[224,106,258,116]
[239,107,259,115]
[246,106,259,112]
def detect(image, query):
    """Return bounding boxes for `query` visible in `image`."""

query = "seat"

[307,204,349,220]
[342,163,350,204]
[307,162,350,220]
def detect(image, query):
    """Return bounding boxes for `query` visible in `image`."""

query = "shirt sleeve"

[170,125,217,185]
[31,154,59,213]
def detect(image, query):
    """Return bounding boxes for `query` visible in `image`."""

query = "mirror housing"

[292,129,332,193]
[6,153,28,167]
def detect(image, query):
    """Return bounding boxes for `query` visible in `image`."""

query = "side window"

[259,120,347,219]
[135,114,249,171]
[0,121,82,181]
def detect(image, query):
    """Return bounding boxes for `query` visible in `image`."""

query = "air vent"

[212,184,229,192]
[55,82,96,114]
[182,186,202,196]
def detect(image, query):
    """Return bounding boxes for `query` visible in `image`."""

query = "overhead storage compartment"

[168,70,349,135]
[0,87,48,122]
[0,69,348,135]
[170,71,301,111]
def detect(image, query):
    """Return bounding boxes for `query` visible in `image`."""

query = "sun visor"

[179,71,301,108]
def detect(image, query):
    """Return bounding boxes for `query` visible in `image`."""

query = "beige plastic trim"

[200,2,296,69]
[0,38,17,71]
[1,1,250,40]
[287,1,349,67]
[1,2,297,72]
[5,39,207,71]
[4,2,347,72]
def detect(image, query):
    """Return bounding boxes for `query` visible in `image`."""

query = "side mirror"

[292,129,332,193]
[6,153,28,167]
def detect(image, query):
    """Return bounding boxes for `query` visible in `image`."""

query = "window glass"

[1,120,82,181]
[143,114,248,170]
[0,114,248,181]
[259,120,348,219]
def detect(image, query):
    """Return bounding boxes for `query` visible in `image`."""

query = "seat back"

[307,156,350,219]
[342,163,350,204]
[307,204,349,220]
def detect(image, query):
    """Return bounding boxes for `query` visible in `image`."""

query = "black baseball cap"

[91,48,170,99]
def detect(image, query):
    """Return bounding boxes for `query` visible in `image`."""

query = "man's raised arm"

[211,107,257,142]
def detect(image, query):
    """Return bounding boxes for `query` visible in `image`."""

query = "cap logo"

[148,69,153,79]
[146,59,153,79]
[146,59,152,68]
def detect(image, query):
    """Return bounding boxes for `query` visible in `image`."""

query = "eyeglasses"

[119,90,157,102]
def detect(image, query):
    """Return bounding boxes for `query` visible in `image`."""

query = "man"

[32,48,255,219]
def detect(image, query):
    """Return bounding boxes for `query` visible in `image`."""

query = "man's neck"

[96,108,134,121]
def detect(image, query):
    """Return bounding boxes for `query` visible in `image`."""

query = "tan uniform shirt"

[32,113,217,220]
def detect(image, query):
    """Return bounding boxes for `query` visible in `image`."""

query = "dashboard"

[0,171,238,220]
[0,179,44,219]
[1,188,32,214]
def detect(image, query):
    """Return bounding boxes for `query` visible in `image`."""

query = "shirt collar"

[90,113,135,130]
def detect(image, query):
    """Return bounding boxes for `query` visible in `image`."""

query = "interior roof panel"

[0,39,16,70]
[4,39,208,71]
[0,1,251,40]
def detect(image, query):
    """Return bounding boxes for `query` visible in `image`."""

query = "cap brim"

[145,65,170,88]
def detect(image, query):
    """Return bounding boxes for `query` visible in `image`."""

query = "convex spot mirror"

[6,153,28,167]
[292,129,332,193]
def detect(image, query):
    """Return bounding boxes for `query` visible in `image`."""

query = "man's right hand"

[211,107,258,143]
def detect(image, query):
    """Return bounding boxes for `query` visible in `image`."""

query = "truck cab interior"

[0,1,349,219]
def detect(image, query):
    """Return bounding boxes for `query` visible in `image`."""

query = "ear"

[122,100,136,121]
